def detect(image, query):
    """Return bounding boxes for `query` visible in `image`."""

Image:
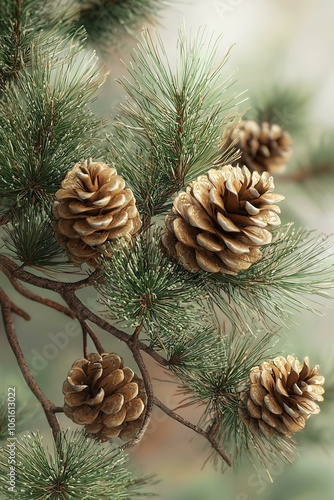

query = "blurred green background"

[1,0,334,498]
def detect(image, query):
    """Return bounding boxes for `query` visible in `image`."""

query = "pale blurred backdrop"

[1,1,334,499]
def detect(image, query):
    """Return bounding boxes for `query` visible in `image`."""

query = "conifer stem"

[121,340,155,449]
[153,397,232,466]
[0,267,75,317]
[0,287,61,442]
[0,255,169,367]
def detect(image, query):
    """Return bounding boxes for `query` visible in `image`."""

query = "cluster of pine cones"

[57,124,324,446]
[52,119,292,272]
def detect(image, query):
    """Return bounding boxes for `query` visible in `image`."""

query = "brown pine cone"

[238,355,325,438]
[53,159,142,266]
[161,165,284,274]
[63,353,147,441]
[224,120,293,175]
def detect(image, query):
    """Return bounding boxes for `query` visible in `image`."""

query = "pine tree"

[0,1,333,498]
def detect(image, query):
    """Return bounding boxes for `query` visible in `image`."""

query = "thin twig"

[0,212,10,226]
[154,397,231,466]
[1,267,75,318]
[0,287,60,442]
[0,255,169,367]
[77,317,105,355]
[60,288,169,367]
[121,341,155,449]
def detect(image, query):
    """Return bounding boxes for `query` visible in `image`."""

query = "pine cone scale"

[223,120,293,174]
[162,165,284,274]
[239,355,325,438]
[101,394,125,414]
[63,353,147,441]
[53,159,141,266]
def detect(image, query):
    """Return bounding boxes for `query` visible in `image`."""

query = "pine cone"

[53,159,142,266]
[63,353,147,441]
[238,355,325,438]
[224,120,293,174]
[161,165,284,274]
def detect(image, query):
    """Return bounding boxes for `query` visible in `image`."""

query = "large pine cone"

[224,120,293,174]
[238,355,325,438]
[161,165,284,274]
[53,159,142,266]
[63,353,147,441]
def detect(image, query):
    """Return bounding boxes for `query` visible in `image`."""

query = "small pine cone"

[224,120,293,175]
[53,159,142,266]
[63,353,147,441]
[238,355,325,439]
[161,165,284,274]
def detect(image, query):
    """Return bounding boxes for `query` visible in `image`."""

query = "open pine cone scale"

[162,165,284,274]
[63,353,146,440]
[53,159,142,266]
[239,355,325,438]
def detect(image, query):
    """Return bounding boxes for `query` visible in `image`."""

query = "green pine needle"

[204,225,334,327]
[73,0,171,48]
[0,0,80,90]
[0,431,155,499]
[0,37,106,214]
[2,206,67,267]
[174,329,275,407]
[164,324,224,372]
[108,25,241,222]
[0,0,42,89]
[98,228,206,336]
[172,328,296,473]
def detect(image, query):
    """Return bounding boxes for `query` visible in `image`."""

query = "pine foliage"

[0,1,333,494]
[0,431,155,499]
[72,0,171,48]
[108,26,240,223]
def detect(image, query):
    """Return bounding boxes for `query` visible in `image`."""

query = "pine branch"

[74,0,171,48]
[0,0,76,90]
[0,253,169,369]
[171,327,296,472]
[245,85,311,136]
[0,0,35,89]
[204,225,334,327]
[108,25,240,223]
[121,338,155,448]
[0,287,61,442]
[0,265,75,318]
[0,36,107,218]
[98,228,207,339]
[0,431,155,498]
[279,133,334,184]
